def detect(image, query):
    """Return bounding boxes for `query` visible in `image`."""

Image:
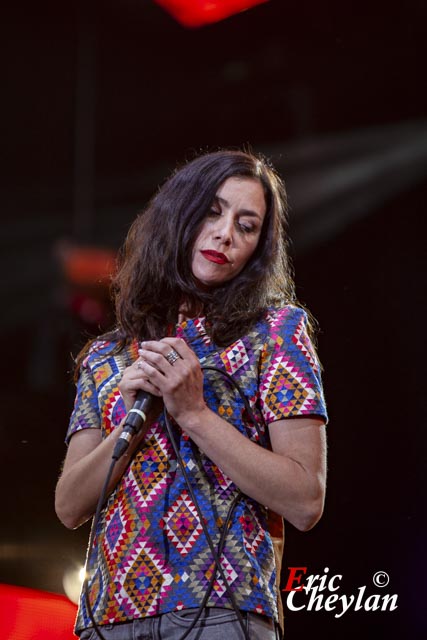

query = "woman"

[55,149,328,640]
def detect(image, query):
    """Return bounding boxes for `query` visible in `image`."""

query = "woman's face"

[191,177,267,289]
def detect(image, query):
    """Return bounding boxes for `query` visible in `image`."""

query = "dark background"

[1,0,426,638]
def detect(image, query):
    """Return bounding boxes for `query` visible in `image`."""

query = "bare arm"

[55,361,161,530]
[56,335,326,532]
[184,411,326,531]
[137,337,327,531]
[55,422,147,529]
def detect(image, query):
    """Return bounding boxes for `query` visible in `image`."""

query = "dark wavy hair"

[75,149,302,375]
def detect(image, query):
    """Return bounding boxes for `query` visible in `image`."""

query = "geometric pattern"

[108,538,173,619]
[127,431,172,511]
[240,504,265,555]
[219,339,249,375]
[66,304,327,633]
[200,554,238,599]
[292,313,318,369]
[186,546,241,604]
[161,490,203,556]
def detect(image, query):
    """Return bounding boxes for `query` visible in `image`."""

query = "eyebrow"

[214,195,263,220]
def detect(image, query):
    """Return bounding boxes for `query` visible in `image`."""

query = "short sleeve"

[66,364,101,444]
[259,306,327,424]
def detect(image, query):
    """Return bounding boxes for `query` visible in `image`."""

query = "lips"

[200,250,230,265]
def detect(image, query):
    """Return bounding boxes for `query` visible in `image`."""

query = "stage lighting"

[62,564,86,605]
[154,0,268,27]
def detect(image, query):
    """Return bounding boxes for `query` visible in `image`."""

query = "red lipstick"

[201,250,230,264]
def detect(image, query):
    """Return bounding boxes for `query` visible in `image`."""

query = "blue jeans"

[78,607,280,639]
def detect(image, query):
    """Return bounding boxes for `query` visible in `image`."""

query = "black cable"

[164,410,250,640]
[82,457,118,640]
[83,433,249,640]
[167,364,270,639]
[83,364,269,639]
[170,491,242,640]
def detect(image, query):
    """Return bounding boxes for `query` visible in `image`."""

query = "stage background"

[1,1,426,638]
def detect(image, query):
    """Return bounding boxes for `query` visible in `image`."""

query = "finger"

[138,345,182,372]
[122,374,162,398]
[159,337,189,359]
[133,358,165,394]
[139,378,162,397]
[140,338,188,360]
[121,362,162,396]
[121,364,148,384]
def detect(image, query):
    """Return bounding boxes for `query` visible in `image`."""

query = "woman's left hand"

[139,338,326,531]
[137,337,207,426]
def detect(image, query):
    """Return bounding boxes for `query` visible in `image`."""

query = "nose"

[213,214,233,245]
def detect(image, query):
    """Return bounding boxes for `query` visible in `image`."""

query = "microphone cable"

[82,364,271,640]
[82,457,118,640]
[163,409,249,640]
[82,390,154,640]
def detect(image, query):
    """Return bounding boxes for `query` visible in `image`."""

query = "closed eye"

[238,222,256,233]
[238,215,260,233]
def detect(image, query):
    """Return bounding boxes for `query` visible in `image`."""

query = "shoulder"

[261,305,322,374]
[81,339,116,368]
[259,304,317,357]
[241,305,309,352]
[81,336,136,371]
[264,304,307,328]
[252,304,309,341]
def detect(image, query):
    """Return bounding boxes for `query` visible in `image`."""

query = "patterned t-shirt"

[67,305,327,632]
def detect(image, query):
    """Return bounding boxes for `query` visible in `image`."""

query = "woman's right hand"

[55,361,162,530]
[56,358,162,531]
[119,358,154,413]
[118,357,164,416]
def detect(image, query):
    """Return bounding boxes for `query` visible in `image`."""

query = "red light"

[154,0,268,27]
[0,584,77,639]
[58,245,117,287]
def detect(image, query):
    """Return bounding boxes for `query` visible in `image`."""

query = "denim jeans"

[78,607,280,640]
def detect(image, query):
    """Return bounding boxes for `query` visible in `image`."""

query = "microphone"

[113,390,153,459]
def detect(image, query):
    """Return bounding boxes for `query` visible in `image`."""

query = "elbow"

[55,485,88,530]
[293,496,325,532]
[55,504,88,530]
[55,499,79,530]
[285,476,326,532]
[57,516,80,531]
